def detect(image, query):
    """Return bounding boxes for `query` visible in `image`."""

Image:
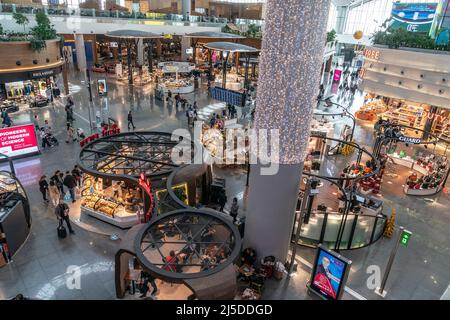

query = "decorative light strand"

[254,0,332,164]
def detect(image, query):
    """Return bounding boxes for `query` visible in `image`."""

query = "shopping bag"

[64,191,71,202]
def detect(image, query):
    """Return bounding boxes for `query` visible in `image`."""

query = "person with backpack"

[229,197,239,223]
[55,199,75,235]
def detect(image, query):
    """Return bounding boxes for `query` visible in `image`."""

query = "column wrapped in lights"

[244,0,331,261]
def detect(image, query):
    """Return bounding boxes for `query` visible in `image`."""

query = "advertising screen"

[333,69,342,82]
[309,246,351,300]
[0,124,39,158]
[97,79,107,95]
[390,2,438,32]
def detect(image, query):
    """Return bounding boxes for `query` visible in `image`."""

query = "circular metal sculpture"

[135,209,241,282]
[78,131,191,179]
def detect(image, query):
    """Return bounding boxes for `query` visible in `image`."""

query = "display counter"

[404,184,441,196]
[158,79,194,94]
[80,175,142,229]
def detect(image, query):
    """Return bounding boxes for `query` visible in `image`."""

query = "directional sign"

[400,229,412,247]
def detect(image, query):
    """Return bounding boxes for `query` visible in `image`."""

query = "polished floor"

[0,66,449,300]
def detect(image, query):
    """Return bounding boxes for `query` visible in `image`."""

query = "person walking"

[63,171,77,203]
[55,199,75,234]
[66,124,76,143]
[139,270,158,298]
[40,128,51,148]
[218,189,227,212]
[230,197,239,223]
[33,115,39,131]
[38,175,49,203]
[127,111,136,130]
[51,170,64,194]
[48,181,61,207]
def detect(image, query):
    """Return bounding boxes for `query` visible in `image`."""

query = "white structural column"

[244,0,331,261]
[180,36,191,61]
[182,0,192,16]
[137,38,144,66]
[74,33,87,72]
[335,5,349,34]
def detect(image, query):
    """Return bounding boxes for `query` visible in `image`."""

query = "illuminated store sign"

[138,173,155,222]
[398,135,422,144]
[363,48,381,61]
[0,124,39,158]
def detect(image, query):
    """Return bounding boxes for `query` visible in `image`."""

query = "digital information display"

[0,124,39,159]
[308,245,352,300]
[210,86,245,107]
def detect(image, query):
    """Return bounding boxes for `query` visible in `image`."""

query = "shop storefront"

[0,159,31,268]
[0,39,65,111]
[358,46,450,141]
[156,61,196,94]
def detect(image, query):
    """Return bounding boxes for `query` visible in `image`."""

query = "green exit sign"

[400,230,412,247]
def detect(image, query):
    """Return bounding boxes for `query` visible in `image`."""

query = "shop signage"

[398,135,422,144]
[308,245,352,300]
[0,124,39,158]
[109,42,118,48]
[363,48,381,61]
[138,173,155,222]
[30,69,55,79]
[400,229,412,247]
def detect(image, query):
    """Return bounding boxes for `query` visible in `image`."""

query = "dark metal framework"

[315,98,356,143]
[134,209,241,282]
[79,132,190,178]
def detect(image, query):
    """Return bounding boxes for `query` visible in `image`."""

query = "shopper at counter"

[48,181,60,207]
[63,171,77,203]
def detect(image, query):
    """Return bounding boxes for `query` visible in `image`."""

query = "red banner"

[0,124,39,158]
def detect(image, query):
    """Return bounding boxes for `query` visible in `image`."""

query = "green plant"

[13,13,29,33]
[31,11,57,41]
[30,38,46,52]
[327,29,336,43]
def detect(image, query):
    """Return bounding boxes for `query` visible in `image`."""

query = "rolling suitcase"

[57,220,67,239]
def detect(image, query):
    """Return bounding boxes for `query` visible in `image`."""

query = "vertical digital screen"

[309,247,351,300]
[333,69,342,82]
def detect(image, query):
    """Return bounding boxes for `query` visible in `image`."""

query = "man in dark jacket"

[139,270,157,298]
[55,199,74,234]
[127,111,136,130]
[63,171,77,203]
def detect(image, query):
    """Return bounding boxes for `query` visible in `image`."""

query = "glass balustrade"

[0,3,230,25]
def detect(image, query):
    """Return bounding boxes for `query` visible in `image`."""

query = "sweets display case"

[80,175,141,229]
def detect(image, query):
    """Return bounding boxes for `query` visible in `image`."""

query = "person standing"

[48,181,61,207]
[72,165,82,187]
[40,128,51,148]
[229,197,239,223]
[218,189,227,212]
[51,170,64,194]
[38,175,49,203]
[127,111,136,130]
[55,199,75,234]
[33,115,39,131]
[63,171,77,203]
[139,270,158,298]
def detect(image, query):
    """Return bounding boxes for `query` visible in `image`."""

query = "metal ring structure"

[134,208,242,282]
[307,133,381,183]
[77,131,196,221]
